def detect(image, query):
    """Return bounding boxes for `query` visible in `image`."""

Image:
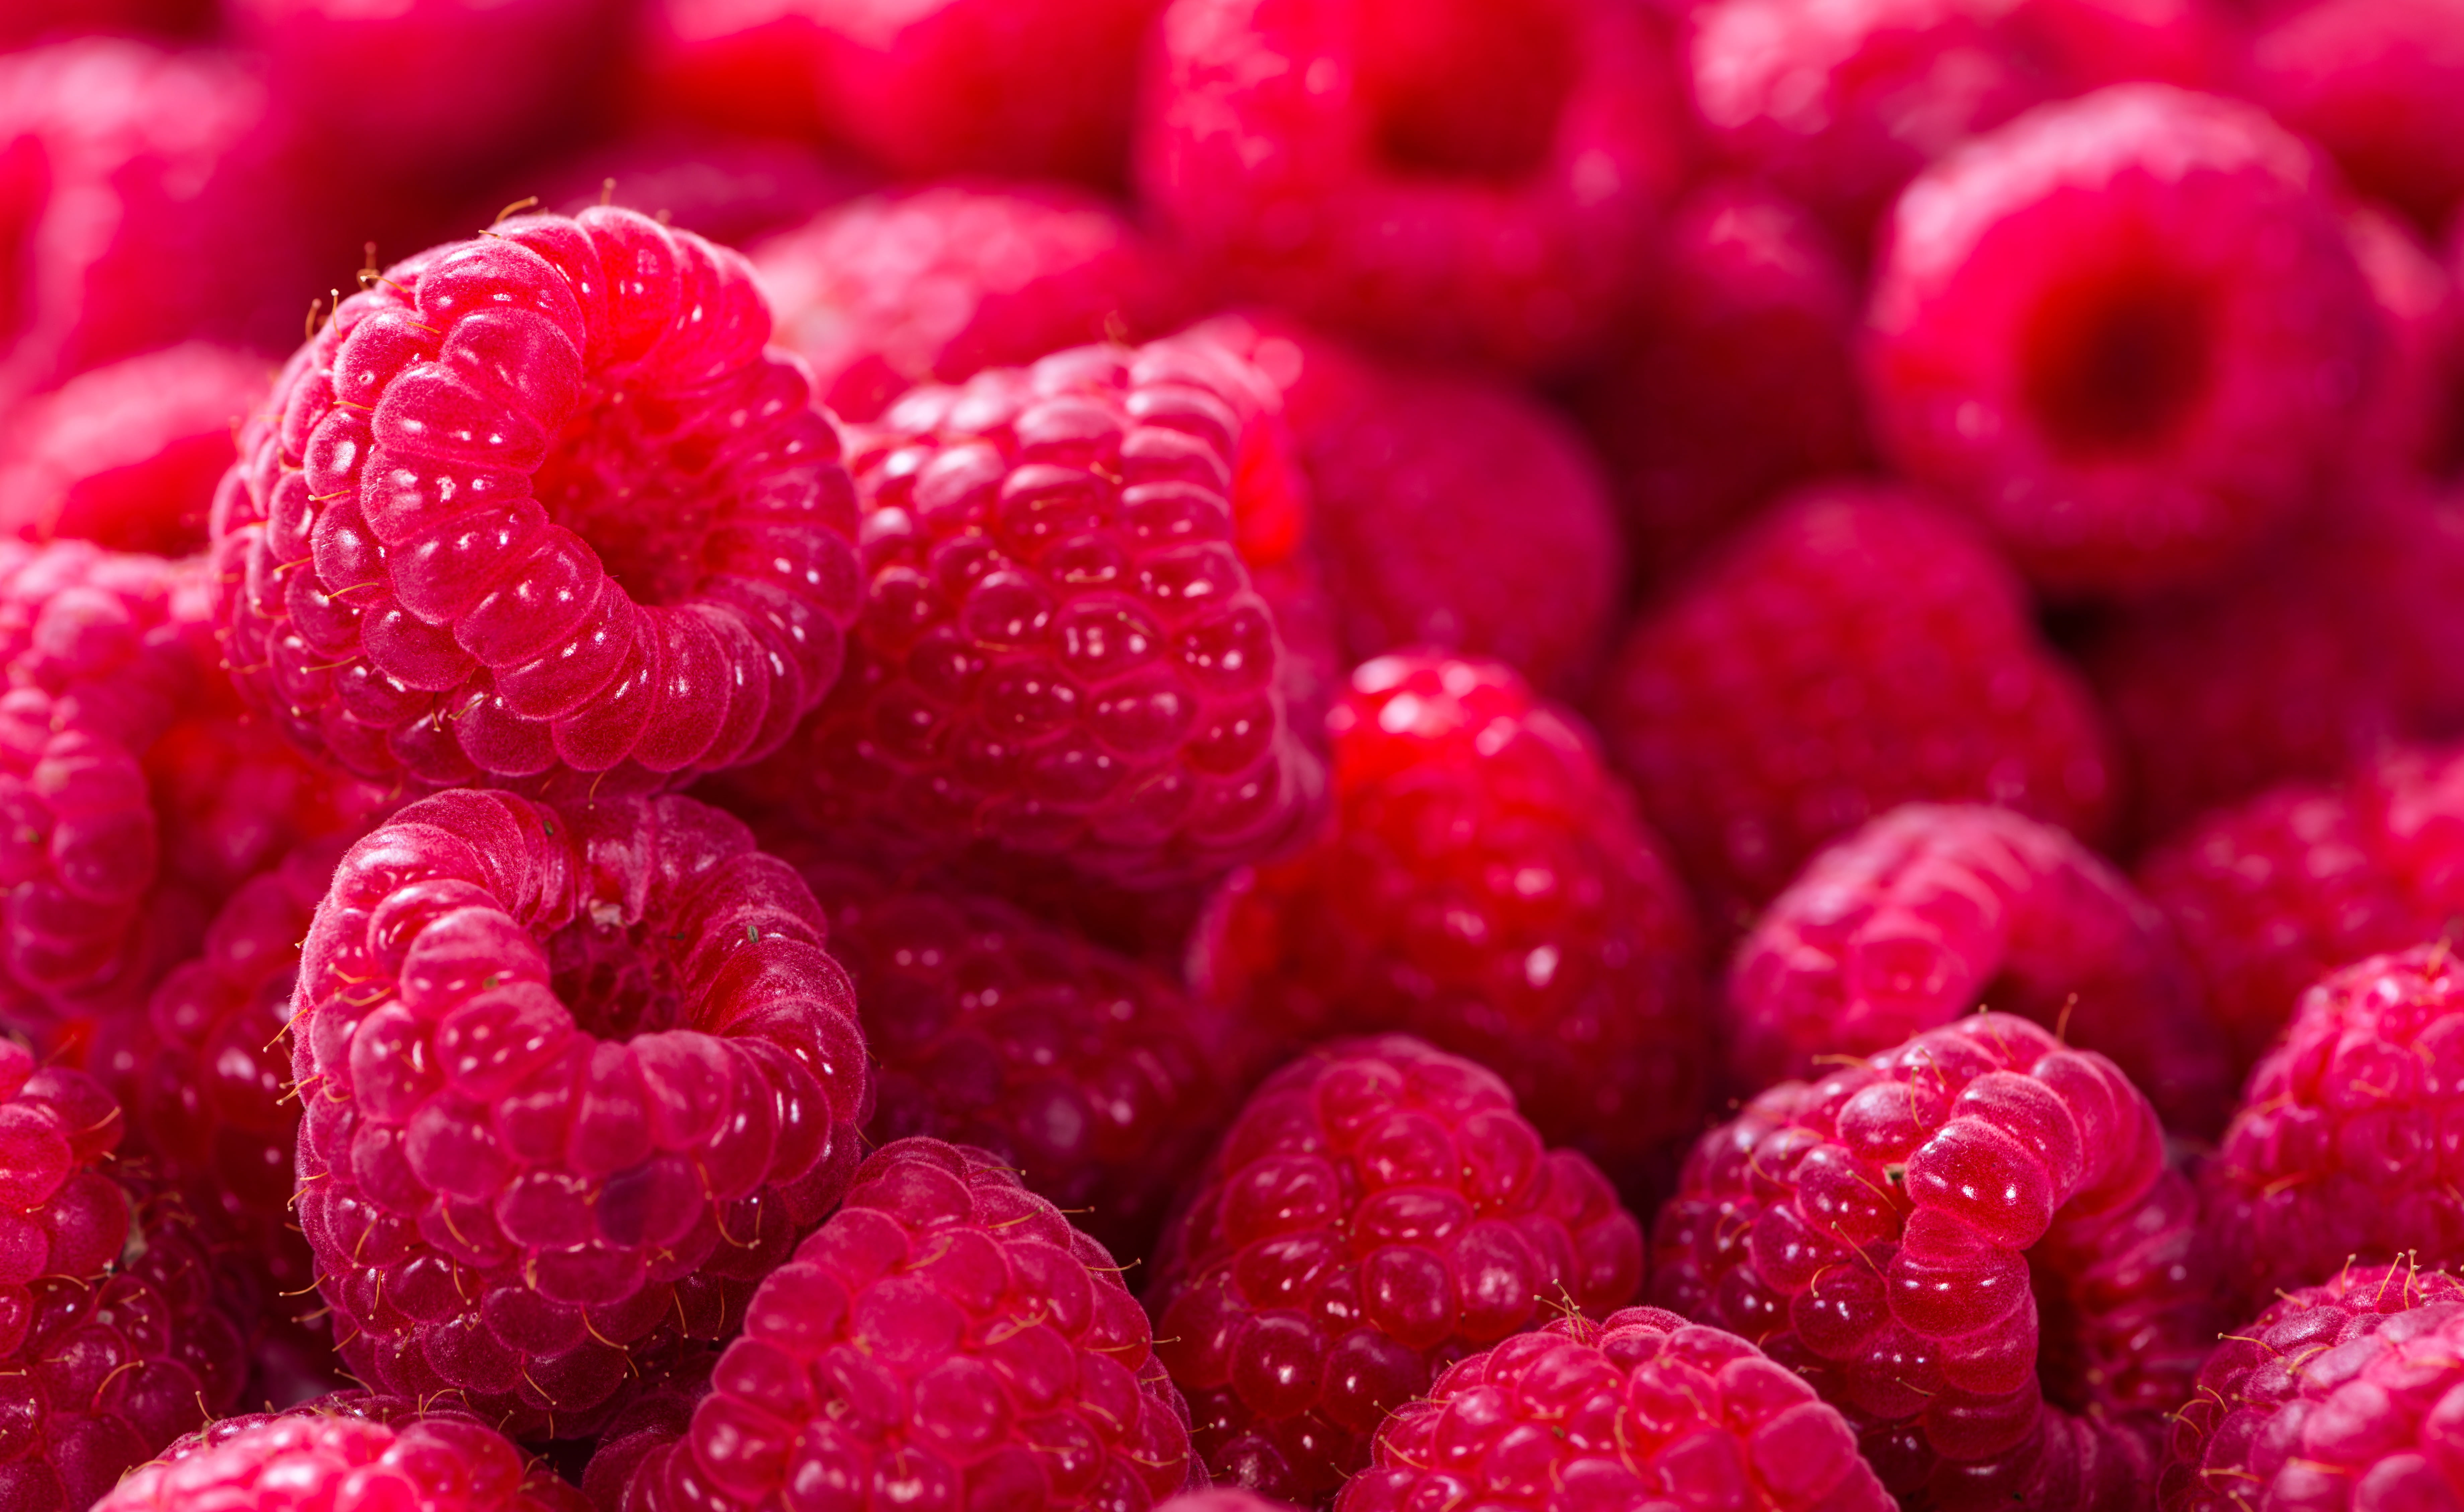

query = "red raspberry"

[1998,0,2235,95]
[1595,482,2116,928]
[1730,803,2233,1135]
[2249,0,2464,233]
[211,206,863,799]
[627,0,837,142]
[2346,206,2464,489]
[577,1355,713,1511]
[1651,1013,2220,1510]
[1343,1306,1895,1512]
[1138,0,1685,371]
[1,0,212,46]
[1865,85,2380,597]
[1191,653,1707,1184]
[515,134,869,252]
[751,185,1195,424]
[290,789,869,1436]
[615,1137,1198,1510]
[1145,1036,1646,1504]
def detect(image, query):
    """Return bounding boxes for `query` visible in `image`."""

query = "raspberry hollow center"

[533,383,725,609]
[548,903,688,1041]
[2021,268,2214,457]
[1356,0,1577,183]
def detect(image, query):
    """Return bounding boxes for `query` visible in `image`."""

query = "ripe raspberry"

[1865,85,2379,596]
[211,206,863,799]
[1145,1036,1646,1504]
[1998,0,2234,95]
[1,0,212,46]
[577,1354,713,1511]
[2249,0,2464,233]
[1595,483,2115,928]
[751,185,1195,424]
[1343,1306,1895,1512]
[1731,803,2232,1134]
[1652,1013,2219,1510]
[627,0,837,142]
[290,789,869,1436]
[615,1137,1198,1510]
[517,134,869,252]
[1138,0,1685,371]
[1191,653,1707,1184]
[2345,206,2464,489]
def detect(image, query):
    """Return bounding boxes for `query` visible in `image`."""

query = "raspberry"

[1343,1306,1896,1512]
[1594,483,2115,928]
[1864,85,2380,596]
[1998,0,2234,94]
[577,1355,713,1511]
[1,0,212,47]
[750,185,1195,424]
[2346,206,2464,489]
[290,789,869,1436]
[2160,1261,2464,1512]
[2249,0,2464,233]
[1163,1495,1303,1511]
[628,0,837,142]
[1138,0,1685,371]
[1145,1035,1646,1504]
[1191,653,1707,1184]
[211,206,864,799]
[517,134,868,252]
[615,1137,1198,1510]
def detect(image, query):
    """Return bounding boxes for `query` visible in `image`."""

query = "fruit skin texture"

[1730,803,2233,1135]
[2248,0,2464,233]
[1341,1305,1896,1512]
[1651,1013,2219,1511]
[1865,84,2380,597]
[289,789,870,1437]
[1144,1035,1646,1505]
[617,1137,1197,1511]
[1192,653,1707,1184]
[212,205,863,800]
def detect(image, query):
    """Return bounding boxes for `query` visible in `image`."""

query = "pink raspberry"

[2249,0,2464,233]
[1138,0,1685,371]
[1865,85,2380,597]
[1145,1036,1646,1504]
[1730,803,2233,1135]
[514,133,869,252]
[577,1355,713,1511]
[1191,653,1707,1184]
[1343,1306,1895,1512]
[611,1138,1198,1510]
[290,789,869,1436]
[211,206,864,799]
[1594,482,2116,928]
[1652,1013,2220,1510]
[751,184,1196,424]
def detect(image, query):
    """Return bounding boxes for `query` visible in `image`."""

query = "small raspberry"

[1865,84,2380,596]
[1652,1013,2220,1510]
[212,206,864,798]
[618,1137,1197,1510]
[290,790,869,1436]
[1595,482,2115,928]
[514,133,870,253]
[2249,0,2464,233]
[1145,1035,1646,1504]
[1343,1306,1896,1512]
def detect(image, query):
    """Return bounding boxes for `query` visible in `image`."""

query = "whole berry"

[1145,1036,1646,1505]
[2248,0,2464,232]
[290,790,869,1436]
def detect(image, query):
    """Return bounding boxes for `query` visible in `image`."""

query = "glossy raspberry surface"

[290,789,869,1435]
[2249,0,2464,232]
[1145,1036,1646,1505]
[1652,1013,2218,1510]
[212,205,863,799]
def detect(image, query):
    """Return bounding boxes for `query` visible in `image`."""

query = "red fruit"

[2345,205,2464,488]
[1164,1495,1305,1512]
[0,0,213,46]
[1145,1036,1645,1504]
[627,0,837,142]
[514,133,870,252]
[2249,0,2464,233]
[1652,1013,2220,1510]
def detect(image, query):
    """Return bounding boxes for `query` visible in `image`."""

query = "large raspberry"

[1730,803,2232,1135]
[290,790,869,1436]
[1595,482,2115,929]
[1865,84,2380,596]
[212,206,863,799]
[1145,1036,1646,1505]
[1651,1013,2219,1510]
[2249,0,2464,233]
[613,1137,1198,1510]
[1343,1306,1895,1512]
[1191,654,1707,1186]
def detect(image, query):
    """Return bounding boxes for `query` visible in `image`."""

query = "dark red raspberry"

[615,1137,1197,1510]
[515,133,869,252]
[1191,653,1707,1185]
[577,1354,713,1511]
[751,185,1195,424]
[290,789,868,1436]
[1138,0,1685,371]
[1651,1013,2219,1510]
[2160,1261,2464,1512]
[212,206,863,799]
[627,0,837,142]
[1343,1306,1895,1512]
[1595,482,2115,929]
[1864,84,2380,597]
[1145,1035,1646,1505]
[2249,0,2464,233]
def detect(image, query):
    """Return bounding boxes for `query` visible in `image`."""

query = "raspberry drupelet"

[212,205,864,800]
[289,790,869,1437]
[1651,1013,2219,1510]
[1342,1306,1895,1512]
[1144,1036,1646,1505]
[1865,84,2381,597]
